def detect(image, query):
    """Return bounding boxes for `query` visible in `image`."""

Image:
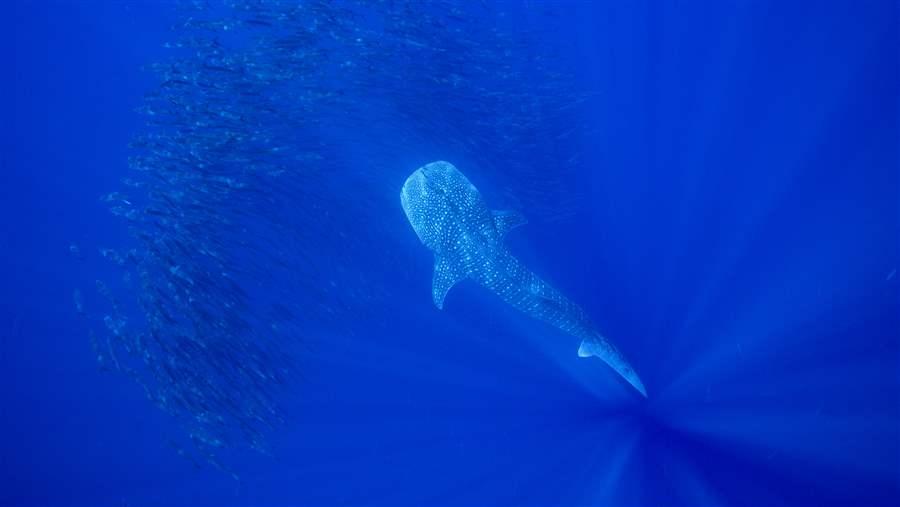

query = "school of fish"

[77,0,589,476]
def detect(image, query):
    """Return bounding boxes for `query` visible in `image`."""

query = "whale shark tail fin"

[578,336,647,397]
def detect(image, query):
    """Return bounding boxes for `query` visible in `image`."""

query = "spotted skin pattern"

[401,161,647,397]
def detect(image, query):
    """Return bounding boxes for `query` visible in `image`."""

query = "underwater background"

[3,1,898,506]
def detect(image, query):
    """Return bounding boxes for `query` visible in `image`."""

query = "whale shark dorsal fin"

[492,209,527,238]
[432,254,466,309]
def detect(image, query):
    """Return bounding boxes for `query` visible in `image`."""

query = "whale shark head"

[400,161,481,250]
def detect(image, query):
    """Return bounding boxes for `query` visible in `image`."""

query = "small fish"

[69,243,83,259]
[73,290,85,316]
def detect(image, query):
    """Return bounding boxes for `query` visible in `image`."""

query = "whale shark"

[400,161,647,397]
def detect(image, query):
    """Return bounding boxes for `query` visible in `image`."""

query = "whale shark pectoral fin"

[432,254,466,310]
[578,336,648,397]
[492,209,527,238]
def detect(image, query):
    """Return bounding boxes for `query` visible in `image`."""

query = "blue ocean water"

[3,1,898,506]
